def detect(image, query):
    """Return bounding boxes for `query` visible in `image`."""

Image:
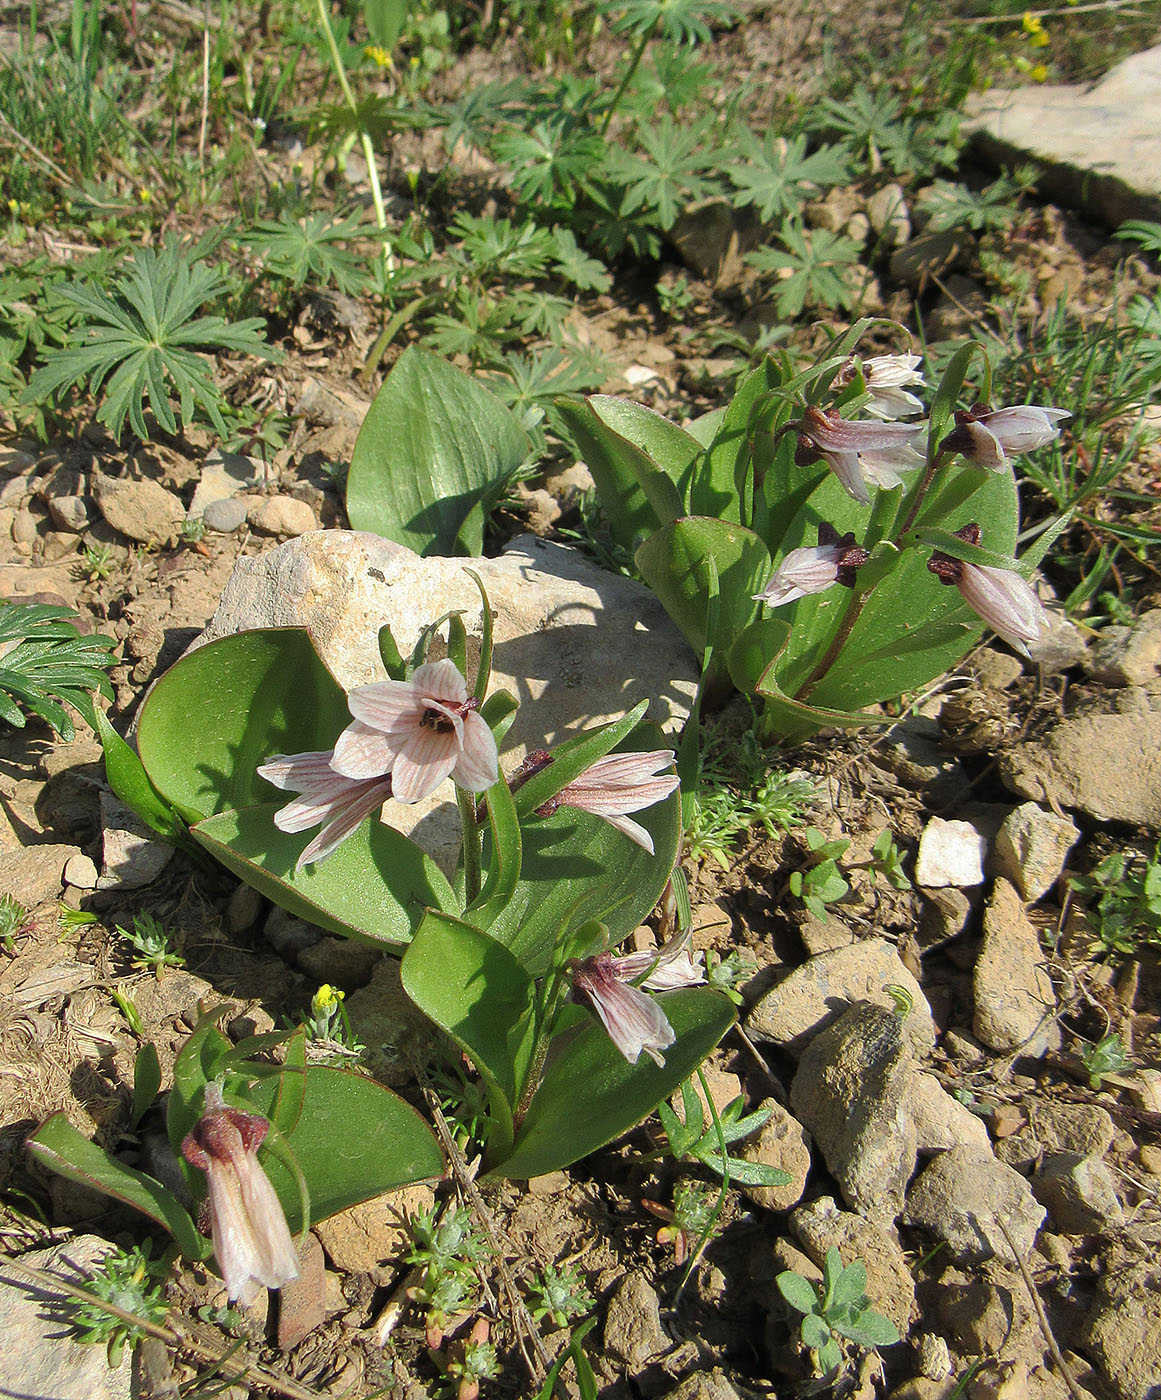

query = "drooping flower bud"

[569,933,704,1066]
[753,522,869,608]
[181,1083,300,1304]
[793,405,926,504]
[927,523,1046,658]
[940,404,1069,471]
[535,750,679,855]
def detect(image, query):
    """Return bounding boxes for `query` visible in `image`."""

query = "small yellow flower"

[1022,12,1050,45]
[364,44,393,69]
[312,983,343,1015]
[1031,63,1049,81]
[137,188,152,204]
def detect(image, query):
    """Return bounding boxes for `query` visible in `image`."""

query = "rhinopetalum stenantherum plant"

[93,587,734,1183]
[556,320,1069,743]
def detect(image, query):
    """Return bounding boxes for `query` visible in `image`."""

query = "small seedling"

[75,544,115,582]
[67,1240,170,1366]
[705,949,753,1005]
[656,1079,791,1188]
[777,1246,900,1378]
[868,829,912,891]
[407,1206,489,1347]
[115,912,185,974]
[1080,1032,1133,1089]
[789,828,851,920]
[642,1178,721,1266]
[1070,842,1161,958]
[0,893,33,951]
[526,1262,594,1327]
[438,1316,498,1400]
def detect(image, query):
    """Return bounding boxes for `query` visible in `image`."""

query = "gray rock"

[48,495,92,532]
[966,45,1161,226]
[0,841,77,906]
[910,1072,991,1155]
[195,531,698,872]
[202,497,250,533]
[790,1195,917,1335]
[918,886,973,948]
[1033,1152,1123,1234]
[936,1270,1035,1357]
[991,802,1080,902]
[790,1001,917,1219]
[248,495,318,537]
[1026,1100,1114,1157]
[749,937,935,1056]
[296,935,381,989]
[97,790,174,891]
[1081,1263,1161,1400]
[11,507,39,544]
[92,471,185,546]
[603,1271,671,1370]
[904,1145,1046,1264]
[226,880,265,934]
[1025,606,1089,674]
[881,714,964,797]
[63,852,99,890]
[973,879,1059,1055]
[344,956,439,1086]
[264,904,324,958]
[188,450,263,518]
[915,817,987,888]
[669,200,753,286]
[888,228,973,288]
[0,447,36,476]
[659,1371,743,1400]
[736,1098,812,1212]
[1000,687,1161,828]
[1088,609,1161,687]
[970,648,1024,690]
[866,182,911,247]
[0,1235,132,1400]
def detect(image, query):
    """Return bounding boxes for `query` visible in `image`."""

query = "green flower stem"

[314,0,391,262]
[457,786,483,906]
[792,585,869,704]
[600,21,658,135]
[895,448,949,542]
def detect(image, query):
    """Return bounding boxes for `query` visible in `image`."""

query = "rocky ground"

[1,9,1161,1400]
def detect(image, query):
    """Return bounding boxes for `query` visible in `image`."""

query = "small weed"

[75,544,116,582]
[642,1177,721,1266]
[789,828,851,921]
[916,169,1034,235]
[1070,842,1161,958]
[68,1240,170,1367]
[407,1206,489,1346]
[777,1246,900,1378]
[0,894,33,951]
[869,829,912,891]
[1080,1032,1133,1089]
[526,1262,595,1327]
[0,601,116,740]
[704,949,754,1005]
[115,913,185,975]
[298,983,365,1062]
[656,1078,791,1188]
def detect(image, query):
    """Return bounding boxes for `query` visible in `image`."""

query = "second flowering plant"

[99,586,733,1180]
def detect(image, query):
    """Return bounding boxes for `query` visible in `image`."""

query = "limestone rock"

[48,495,92,532]
[603,1272,671,1370]
[263,905,323,958]
[202,497,249,533]
[866,182,911,246]
[1081,1263,1161,1400]
[790,1195,917,1335]
[748,937,935,1055]
[660,1371,743,1400]
[188,450,263,518]
[998,689,1161,828]
[97,790,174,891]
[910,1071,991,1155]
[296,935,380,989]
[1026,1100,1114,1158]
[345,956,439,1086]
[736,1098,812,1212]
[63,852,99,889]
[313,1183,435,1277]
[915,817,987,888]
[1088,609,1161,687]
[0,1236,132,1400]
[670,200,760,286]
[966,46,1161,226]
[888,228,973,288]
[790,1001,917,1219]
[905,1145,1045,1264]
[92,471,185,546]
[973,879,1059,1055]
[248,494,318,537]
[991,803,1080,902]
[1025,605,1089,674]
[0,840,77,906]
[1033,1152,1123,1234]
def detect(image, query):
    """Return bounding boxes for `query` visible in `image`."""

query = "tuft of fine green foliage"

[67,1241,171,1368]
[0,602,117,741]
[26,238,276,441]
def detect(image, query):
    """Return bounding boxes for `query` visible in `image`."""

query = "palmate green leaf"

[486,987,735,1180]
[0,602,116,740]
[604,115,723,229]
[600,0,738,44]
[726,132,850,221]
[346,348,530,556]
[242,210,382,297]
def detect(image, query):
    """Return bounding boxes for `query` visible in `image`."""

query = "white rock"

[248,495,318,537]
[98,791,174,891]
[910,1071,991,1154]
[914,816,986,888]
[63,852,99,889]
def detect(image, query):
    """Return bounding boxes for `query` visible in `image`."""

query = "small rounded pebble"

[249,495,318,537]
[201,497,249,534]
[63,853,99,889]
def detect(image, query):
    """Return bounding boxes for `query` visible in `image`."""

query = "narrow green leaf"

[130,1043,162,1129]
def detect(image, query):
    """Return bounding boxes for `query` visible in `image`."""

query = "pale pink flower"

[570,934,705,1066]
[927,522,1047,658]
[942,404,1070,470]
[861,353,926,420]
[793,405,927,504]
[535,750,679,854]
[754,523,868,608]
[329,658,498,804]
[258,750,391,868]
[181,1083,300,1304]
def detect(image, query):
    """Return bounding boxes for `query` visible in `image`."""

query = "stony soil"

[2,7,1161,1400]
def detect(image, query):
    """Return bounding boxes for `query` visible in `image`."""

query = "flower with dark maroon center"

[940,403,1069,471]
[753,522,870,608]
[180,1083,300,1304]
[569,934,704,1066]
[927,523,1046,658]
[792,404,926,504]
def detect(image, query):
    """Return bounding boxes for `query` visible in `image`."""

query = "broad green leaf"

[192,803,457,949]
[635,517,771,685]
[167,1007,235,1159]
[685,355,784,524]
[486,988,735,1180]
[800,1312,833,1352]
[467,775,522,928]
[510,702,650,817]
[777,1270,821,1316]
[834,1311,901,1347]
[245,1065,443,1230]
[94,708,197,854]
[130,1043,161,1129]
[346,347,530,555]
[137,630,349,823]
[28,1113,208,1261]
[400,911,538,1163]
[363,0,408,49]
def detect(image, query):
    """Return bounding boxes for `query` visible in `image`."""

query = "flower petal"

[451,711,499,793]
[330,719,397,779]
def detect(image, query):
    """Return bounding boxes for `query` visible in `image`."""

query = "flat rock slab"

[0,1236,132,1400]
[965,45,1161,225]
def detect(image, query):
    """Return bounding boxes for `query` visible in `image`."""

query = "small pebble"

[63,853,99,890]
[249,495,318,537]
[202,497,249,533]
